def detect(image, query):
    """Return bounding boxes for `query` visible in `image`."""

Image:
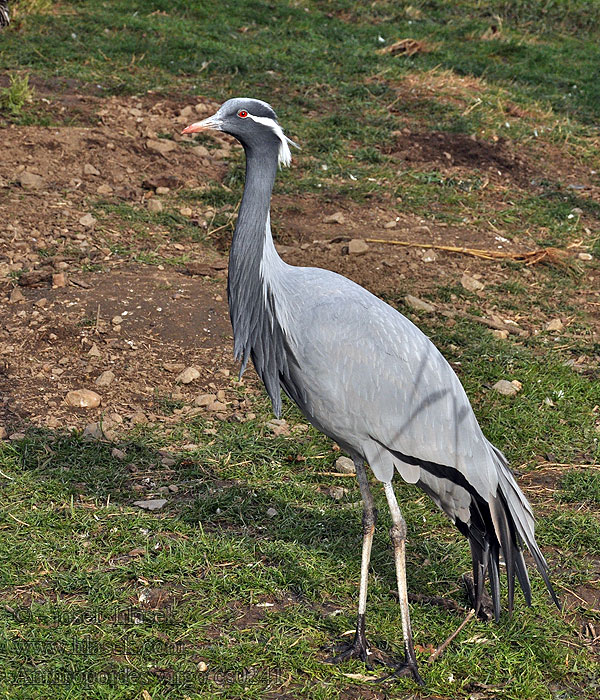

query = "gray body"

[186,98,557,653]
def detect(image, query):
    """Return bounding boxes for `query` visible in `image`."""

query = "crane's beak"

[181,114,222,135]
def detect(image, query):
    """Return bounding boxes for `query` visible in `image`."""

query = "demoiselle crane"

[182,99,558,683]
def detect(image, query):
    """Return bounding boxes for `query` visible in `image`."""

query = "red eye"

[237,109,248,118]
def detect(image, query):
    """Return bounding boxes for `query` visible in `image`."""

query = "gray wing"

[274,267,558,616]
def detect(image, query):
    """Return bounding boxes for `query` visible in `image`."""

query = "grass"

[1,1,599,699]
[0,73,34,115]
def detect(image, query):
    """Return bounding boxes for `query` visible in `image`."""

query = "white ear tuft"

[247,114,299,167]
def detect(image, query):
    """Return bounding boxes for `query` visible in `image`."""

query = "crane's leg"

[383,480,424,686]
[329,458,385,668]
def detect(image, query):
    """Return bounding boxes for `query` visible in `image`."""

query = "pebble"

[329,486,349,500]
[545,318,563,332]
[111,447,126,460]
[192,145,210,157]
[83,422,105,440]
[383,220,397,229]
[492,380,521,396]
[161,457,176,467]
[267,418,290,436]
[52,273,66,288]
[9,287,25,303]
[578,252,593,261]
[134,499,167,511]
[66,389,102,408]
[348,239,369,255]
[79,213,97,228]
[147,139,177,155]
[180,207,193,217]
[19,171,44,189]
[0,427,7,440]
[97,184,113,195]
[195,393,217,407]
[95,370,115,387]
[84,163,100,176]
[323,212,345,224]
[168,484,179,493]
[156,186,170,195]
[130,411,148,425]
[35,297,47,308]
[176,366,200,384]
[492,329,509,340]
[147,199,163,213]
[405,294,436,313]
[266,507,278,518]
[207,400,227,412]
[460,272,485,293]
[335,456,356,474]
[111,315,123,325]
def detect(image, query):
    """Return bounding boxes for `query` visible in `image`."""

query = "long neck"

[228,140,280,364]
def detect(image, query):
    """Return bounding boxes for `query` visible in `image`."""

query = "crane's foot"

[378,657,425,686]
[462,573,494,621]
[326,614,394,670]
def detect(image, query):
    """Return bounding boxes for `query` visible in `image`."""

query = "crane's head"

[182,98,298,167]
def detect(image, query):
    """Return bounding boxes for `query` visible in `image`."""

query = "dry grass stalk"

[364,238,572,268]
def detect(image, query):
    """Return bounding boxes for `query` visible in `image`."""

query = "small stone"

[266,507,278,518]
[267,418,290,436]
[9,287,25,303]
[0,427,7,440]
[52,273,66,288]
[19,171,44,189]
[134,499,167,511]
[97,184,113,195]
[577,252,593,261]
[422,251,437,263]
[492,380,520,396]
[192,145,210,157]
[492,329,509,340]
[207,400,227,412]
[383,220,397,229]
[111,447,126,460]
[335,456,356,474]
[460,272,485,293]
[157,486,170,496]
[66,389,102,408]
[348,239,369,255]
[168,484,179,493]
[179,105,194,118]
[176,366,200,384]
[79,213,97,228]
[161,457,176,467]
[147,199,163,214]
[88,343,102,357]
[155,186,170,195]
[35,297,47,308]
[95,370,115,387]
[329,486,349,501]
[9,432,26,441]
[195,393,217,407]
[130,411,148,425]
[180,207,193,217]
[197,661,208,673]
[405,294,436,313]
[147,139,177,155]
[83,422,104,440]
[84,163,100,176]
[111,315,123,325]
[545,318,563,332]
[323,212,345,224]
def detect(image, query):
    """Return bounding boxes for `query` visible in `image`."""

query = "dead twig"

[440,309,523,336]
[364,238,572,268]
[427,608,476,664]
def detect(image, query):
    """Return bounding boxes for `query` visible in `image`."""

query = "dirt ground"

[1,82,599,436]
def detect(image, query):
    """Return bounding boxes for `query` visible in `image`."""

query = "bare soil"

[1,85,599,438]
